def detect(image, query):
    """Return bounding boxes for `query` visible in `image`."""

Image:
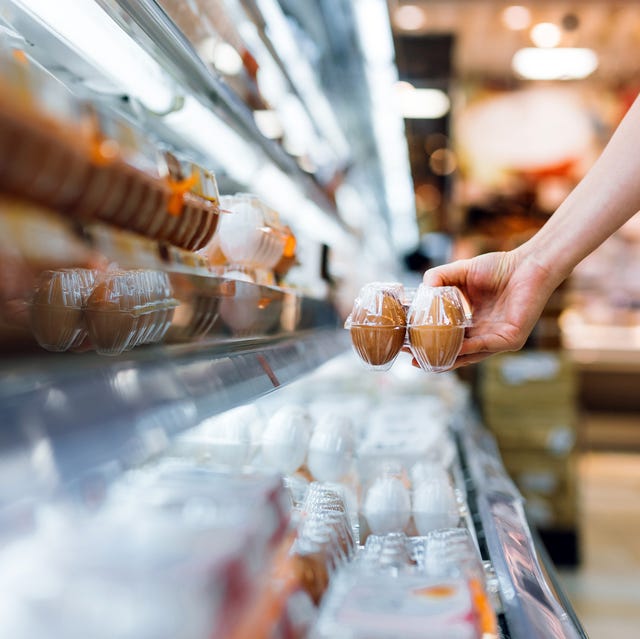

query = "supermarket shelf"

[101,0,346,225]
[456,423,586,639]
[0,322,350,504]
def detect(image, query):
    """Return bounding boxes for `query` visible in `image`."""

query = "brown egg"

[408,325,465,372]
[350,291,406,367]
[85,275,138,356]
[31,305,83,352]
[289,551,330,606]
[407,286,467,372]
[351,290,406,326]
[30,270,84,352]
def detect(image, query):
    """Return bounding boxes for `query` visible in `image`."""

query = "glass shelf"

[456,421,586,639]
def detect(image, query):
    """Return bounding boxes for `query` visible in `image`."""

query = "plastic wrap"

[345,282,407,371]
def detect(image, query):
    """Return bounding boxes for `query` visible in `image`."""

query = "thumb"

[423,259,470,288]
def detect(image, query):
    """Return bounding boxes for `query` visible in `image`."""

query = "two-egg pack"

[345,282,471,373]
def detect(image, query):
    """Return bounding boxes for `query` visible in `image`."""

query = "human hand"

[414,249,557,369]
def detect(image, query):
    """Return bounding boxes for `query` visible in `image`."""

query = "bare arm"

[519,93,640,283]
[424,93,640,368]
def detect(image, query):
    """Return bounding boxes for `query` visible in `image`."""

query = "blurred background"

[388,3,640,634]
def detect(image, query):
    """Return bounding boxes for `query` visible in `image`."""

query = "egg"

[261,405,312,474]
[350,288,406,369]
[412,478,460,535]
[307,414,354,482]
[85,273,138,355]
[200,409,252,469]
[30,270,84,352]
[408,286,467,372]
[290,550,330,606]
[363,476,411,535]
[410,462,452,487]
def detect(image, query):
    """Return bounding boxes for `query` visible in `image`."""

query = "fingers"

[449,351,493,369]
[423,259,471,288]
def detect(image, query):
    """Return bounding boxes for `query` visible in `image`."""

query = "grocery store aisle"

[558,452,640,637]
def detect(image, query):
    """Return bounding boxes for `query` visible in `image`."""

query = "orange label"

[412,584,457,599]
[166,171,198,216]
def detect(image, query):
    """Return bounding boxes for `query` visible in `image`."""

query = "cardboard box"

[501,451,578,529]
[486,412,577,455]
[480,351,576,398]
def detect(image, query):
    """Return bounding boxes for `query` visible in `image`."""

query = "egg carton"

[345,282,472,373]
[29,268,178,355]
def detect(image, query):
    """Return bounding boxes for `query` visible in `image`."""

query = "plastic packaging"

[345,282,406,371]
[30,269,87,351]
[0,52,93,209]
[175,405,256,469]
[362,474,411,536]
[85,270,177,356]
[412,475,460,535]
[64,105,166,233]
[301,483,357,559]
[218,276,283,337]
[307,413,355,483]
[360,532,416,573]
[407,285,470,373]
[261,405,313,474]
[313,570,485,639]
[217,193,287,268]
[147,153,221,251]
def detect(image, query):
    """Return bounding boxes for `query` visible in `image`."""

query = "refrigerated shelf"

[0,319,349,504]
[456,421,588,639]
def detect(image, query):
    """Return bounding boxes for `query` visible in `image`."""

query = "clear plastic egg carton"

[29,268,97,352]
[0,52,95,209]
[346,282,472,373]
[85,270,178,355]
[142,152,221,251]
[0,49,222,252]
[309,527,497,639]
[217,193,287,269]
[29,268,178,355]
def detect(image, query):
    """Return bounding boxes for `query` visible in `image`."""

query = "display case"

[0,2,586,638]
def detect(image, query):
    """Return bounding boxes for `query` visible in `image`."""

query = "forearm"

[517,93,640,286]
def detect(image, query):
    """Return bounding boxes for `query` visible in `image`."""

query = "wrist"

[512,238,569,295]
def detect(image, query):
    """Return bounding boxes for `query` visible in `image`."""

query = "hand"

[419,249,558,369]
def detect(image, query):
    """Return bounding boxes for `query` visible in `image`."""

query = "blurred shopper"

[423,95,640,369]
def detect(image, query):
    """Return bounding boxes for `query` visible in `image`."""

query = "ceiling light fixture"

[530,22,562,48]
[393,4,427,31]
[501,5,531,31]
[396,83,450,119]
[512,48,598,80]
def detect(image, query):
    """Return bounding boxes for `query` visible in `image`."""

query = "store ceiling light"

[512,48,598,80]
[530,22,562,48]
[395,83,450,119]
[501,5,531,31]
[393,4,427,31]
